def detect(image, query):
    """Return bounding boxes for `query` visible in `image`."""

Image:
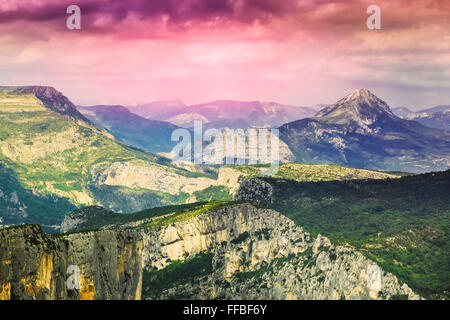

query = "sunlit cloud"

[0,0,449,109]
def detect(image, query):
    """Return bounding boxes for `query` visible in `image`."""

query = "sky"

[0,0,449,110]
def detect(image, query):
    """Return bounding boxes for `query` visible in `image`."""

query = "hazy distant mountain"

[78,105,181,153]
[394,105,450,131]
[392,106,414,118]
[418,105,450,114]
[405,110,450,131]
[127,100,187,120]
[157,100,322,128]
[279,89,450,173]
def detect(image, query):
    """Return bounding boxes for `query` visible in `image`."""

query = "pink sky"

[0,0,449,109]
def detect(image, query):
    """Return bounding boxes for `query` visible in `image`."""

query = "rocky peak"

[316,89,397,125]
[0,86,88,122]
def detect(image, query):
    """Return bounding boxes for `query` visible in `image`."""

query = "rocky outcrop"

[234,178,275,203]
[0,225,142,300]
[140,204,420,300]
[217,167,243,194]
[95,161,216,195]
[1,203,420,300]
[0,189,28,219]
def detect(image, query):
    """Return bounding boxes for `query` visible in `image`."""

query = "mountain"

[418,105,450,114]
[127,100,187,120]
[0,86,220,230]
[400,105,450,131]
[0,202,419,300]
[279,89,450,173]
[235,170,450,299]
[406,110,450,131]
[127,100,322,129]
[166,100,322,128]
[77,105,181,153]
[392,106,414,118]
[0,86,89,122]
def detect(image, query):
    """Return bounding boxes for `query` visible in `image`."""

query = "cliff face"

[0,225,142,300]
[140,204,419,300]
[95,161,216,195]
[1,203,420,300]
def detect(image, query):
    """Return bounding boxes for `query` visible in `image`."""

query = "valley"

[0,85,448,301]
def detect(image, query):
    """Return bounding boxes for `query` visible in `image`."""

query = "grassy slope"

[250,171,449,299]
[0,92,213,224]
[60,201,232,233]
[0,163,76,229]
[229,163,402,183]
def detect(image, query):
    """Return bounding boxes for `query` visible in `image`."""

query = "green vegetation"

[60,202,212,233]
[146,201,229,228]
[0,162,76,232]
[250,171,450,299]
[142,253,214,299]
[230,231,250,244]
[193,185,233,202]
[0,91,219,227]
[234,254,297,282]
[229,163,401,184]
[89,184,190,213]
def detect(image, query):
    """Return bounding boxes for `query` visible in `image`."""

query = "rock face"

[0,225,142,300]
[95,161,216,195]
[139,204,419,300]
[1,203,420,300]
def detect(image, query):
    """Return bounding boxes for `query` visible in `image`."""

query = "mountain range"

[1,85,449,231]
[392,105,450,131]
[127,100,322,128]
[0,86,221,230]
[280,89,450,173]
[78,105,181,153]
[1,85,449,300]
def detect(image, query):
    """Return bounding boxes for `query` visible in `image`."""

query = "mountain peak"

[346,88,374,100]
[0,85,88,122]
[316,89,396,125]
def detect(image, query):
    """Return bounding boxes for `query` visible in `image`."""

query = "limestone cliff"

[0,225,142,300]
[94,161,216,195]
[139,204,419,300]
[1,203,420,300]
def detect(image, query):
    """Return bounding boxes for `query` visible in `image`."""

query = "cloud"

[0,0,449,108]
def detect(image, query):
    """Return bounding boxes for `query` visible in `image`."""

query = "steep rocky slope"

[0,225,142,300]
[235,171,450,299]
[138,204,418,300]
[15,202,419,301]
[0,86,88,122]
